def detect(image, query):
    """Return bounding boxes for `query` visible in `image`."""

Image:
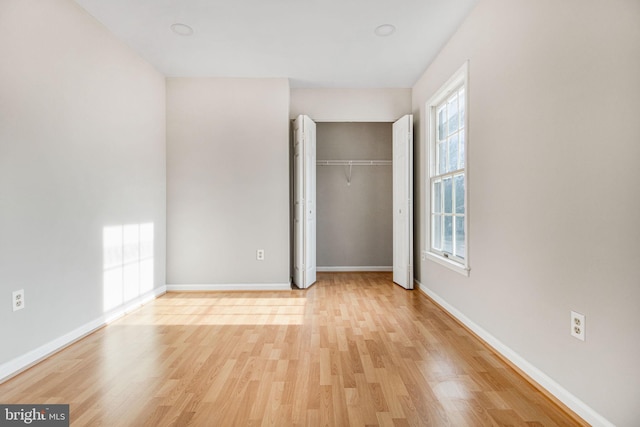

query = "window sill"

[424,251,470,277]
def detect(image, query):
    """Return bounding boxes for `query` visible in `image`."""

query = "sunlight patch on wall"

[103,223,154,312]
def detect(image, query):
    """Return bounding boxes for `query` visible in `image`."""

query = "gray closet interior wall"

[316,122,393,268]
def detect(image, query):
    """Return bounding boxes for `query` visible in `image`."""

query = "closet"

[293,115,413,289]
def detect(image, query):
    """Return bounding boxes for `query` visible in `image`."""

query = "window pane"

[438,106,446,141]
[455,216,465,258]
[459,129,465,169]
[433,181,442,214]
[443,177,452,213]
[459,88,465,129]
[438,141,446,175]
[444,216,453,254]
[455,174,465,214]
[429,69,467,265]
[433,215,442,250]
[447,134,458,173]
[448,94,458,135]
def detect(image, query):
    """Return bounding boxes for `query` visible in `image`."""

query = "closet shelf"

[316,160,391,166]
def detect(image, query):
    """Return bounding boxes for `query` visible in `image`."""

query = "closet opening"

[316,122,393,273]
[291,115,413,290]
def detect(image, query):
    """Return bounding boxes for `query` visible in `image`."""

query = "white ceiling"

[74,0,479,88]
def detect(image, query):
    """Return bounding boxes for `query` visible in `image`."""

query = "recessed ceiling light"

[374,24,396,37]
[171,23,194,36]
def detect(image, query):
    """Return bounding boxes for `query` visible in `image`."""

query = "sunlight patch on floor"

[117,296,307,325]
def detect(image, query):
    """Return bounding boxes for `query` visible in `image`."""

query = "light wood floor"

[1,272,583,426]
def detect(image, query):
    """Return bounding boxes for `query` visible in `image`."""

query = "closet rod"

[316,160,391,166]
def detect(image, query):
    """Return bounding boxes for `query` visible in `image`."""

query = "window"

[425,62,469,276]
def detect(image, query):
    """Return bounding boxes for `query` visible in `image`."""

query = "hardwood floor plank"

[0,272,585,426]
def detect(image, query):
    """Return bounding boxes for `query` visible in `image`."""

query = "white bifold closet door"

[293,115,317,289]
[392,114,414,289]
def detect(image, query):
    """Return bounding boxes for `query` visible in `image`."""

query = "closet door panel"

[293,115,316,289]
[293,117,304,288]
[393,115,413,289]
[304,116,317,286]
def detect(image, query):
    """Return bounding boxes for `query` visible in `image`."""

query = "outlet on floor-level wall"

[13,289,25,312]
[256,249,265,261]
[571,311,585,341]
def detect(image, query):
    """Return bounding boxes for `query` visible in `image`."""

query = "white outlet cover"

[570,311,585,341]
[13,289,25,311]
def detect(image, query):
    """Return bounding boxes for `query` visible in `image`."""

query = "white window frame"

[424,61,470,276]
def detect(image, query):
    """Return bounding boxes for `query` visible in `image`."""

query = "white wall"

[412,0,640,425]
[167,78,290,287]
[0,0,166,372]
[291,88,411,122]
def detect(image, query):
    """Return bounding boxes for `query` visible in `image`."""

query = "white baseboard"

[0,285,166,383]
[317,266,392,272]
[166,283,291,291]
[415,280,614,427]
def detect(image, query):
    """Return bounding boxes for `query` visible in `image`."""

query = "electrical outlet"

[571,311,585,341]
[256,249,265,261]
[13,289,25,312]
[421,251,426,261]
